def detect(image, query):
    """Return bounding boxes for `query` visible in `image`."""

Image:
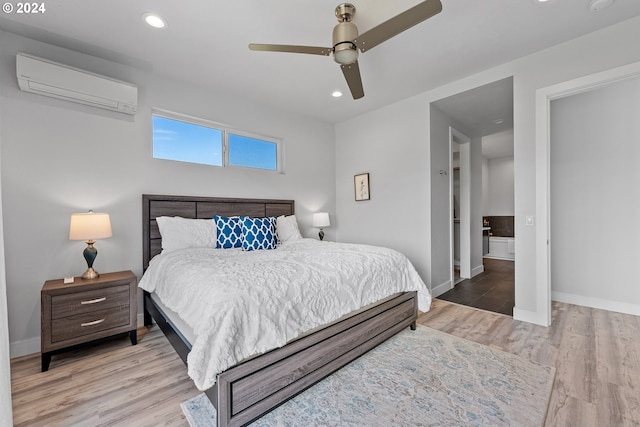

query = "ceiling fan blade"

[354,0,442,52]
[341,61,364,100]
[249,44,331,56]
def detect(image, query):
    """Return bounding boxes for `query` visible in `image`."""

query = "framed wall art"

[354,173,370,201]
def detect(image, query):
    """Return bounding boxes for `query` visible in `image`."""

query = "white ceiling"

[482,130,515,160]
[432,77,514,159]
[1,0,639,123]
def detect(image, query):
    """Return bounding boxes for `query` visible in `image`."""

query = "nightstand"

[41,270,137,371]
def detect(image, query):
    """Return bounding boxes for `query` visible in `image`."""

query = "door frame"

[449,126,471,289]
[535,60,640,326]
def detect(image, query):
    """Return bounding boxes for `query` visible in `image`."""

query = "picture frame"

[354,173,370,201]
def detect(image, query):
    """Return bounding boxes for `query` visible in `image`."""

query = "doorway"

[431,77,514,313]
[536,61,640,325]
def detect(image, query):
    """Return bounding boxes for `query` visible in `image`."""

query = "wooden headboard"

[142,194,295,270]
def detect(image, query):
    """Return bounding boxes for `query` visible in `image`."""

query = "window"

[228,133,278,171]
[152,109,281,172]
[152,115,223,166]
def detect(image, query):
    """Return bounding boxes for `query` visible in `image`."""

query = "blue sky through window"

[228,134,277,171]
[152,115,223,166]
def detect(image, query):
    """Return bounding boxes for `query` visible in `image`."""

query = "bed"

[140,194,429,427]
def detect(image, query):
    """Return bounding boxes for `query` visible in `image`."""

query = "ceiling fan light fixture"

[334,42,358,65]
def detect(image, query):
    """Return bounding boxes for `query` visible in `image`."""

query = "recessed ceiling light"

[143,13,167,29]
[589,0,613,12]
[332,91,343,98]
[494,118,504,124]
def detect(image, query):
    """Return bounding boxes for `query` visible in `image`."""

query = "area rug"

[181,325,555,426]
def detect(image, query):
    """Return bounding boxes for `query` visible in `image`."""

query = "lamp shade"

[312,212,330,228]
[69,212,112,241]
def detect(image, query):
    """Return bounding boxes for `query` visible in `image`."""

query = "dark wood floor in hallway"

[438,258,514,315]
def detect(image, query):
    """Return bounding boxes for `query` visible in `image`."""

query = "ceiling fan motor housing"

[333,21,358,64]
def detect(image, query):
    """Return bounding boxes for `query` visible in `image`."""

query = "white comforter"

[138,238,431,391]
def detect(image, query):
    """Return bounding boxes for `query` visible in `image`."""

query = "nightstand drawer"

[51,305,130,342]
[51,285,129,319]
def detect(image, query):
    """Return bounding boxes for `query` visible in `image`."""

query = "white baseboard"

[552,291,640,316]
[471,264,484,277]
[431,279,452,298]
[513,307,549,326]
[483,255,515,261]
[10,337,39,358]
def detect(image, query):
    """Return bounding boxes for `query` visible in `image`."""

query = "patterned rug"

[181,325,555,426]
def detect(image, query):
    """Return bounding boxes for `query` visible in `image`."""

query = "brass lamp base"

[81,267,99,280]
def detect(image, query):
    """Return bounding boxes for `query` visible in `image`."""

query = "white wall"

[0,31,336,356]
[0,38,15,423]
[335,96,431,282]
[469,135,484,276]
[550,76,640,312]
[482,157,490,215]
[335,16,640,323]
[483,156,515,216]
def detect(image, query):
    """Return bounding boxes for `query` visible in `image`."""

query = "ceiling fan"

[249,0,443,100]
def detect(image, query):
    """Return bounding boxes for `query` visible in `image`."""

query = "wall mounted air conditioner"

[16,52,138,115]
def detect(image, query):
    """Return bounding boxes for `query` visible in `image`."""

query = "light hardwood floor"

[419,300,640,427]
[10,328,199,427]
[11,300,640,426]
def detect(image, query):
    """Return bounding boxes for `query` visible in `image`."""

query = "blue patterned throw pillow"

[214,215,243,249]
[242,216,277,251]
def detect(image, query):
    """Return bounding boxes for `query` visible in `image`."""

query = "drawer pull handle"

[81,297,106,305]
[81,319,105,327]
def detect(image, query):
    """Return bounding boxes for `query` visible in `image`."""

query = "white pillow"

[156,216,217,252]
[276,215,302,243]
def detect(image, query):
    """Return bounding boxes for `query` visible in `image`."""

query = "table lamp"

[312,212,330,241]
[69,211,112,279]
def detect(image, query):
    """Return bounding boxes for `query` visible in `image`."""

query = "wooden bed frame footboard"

[144,290,417,427]
[141,194,418,427]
